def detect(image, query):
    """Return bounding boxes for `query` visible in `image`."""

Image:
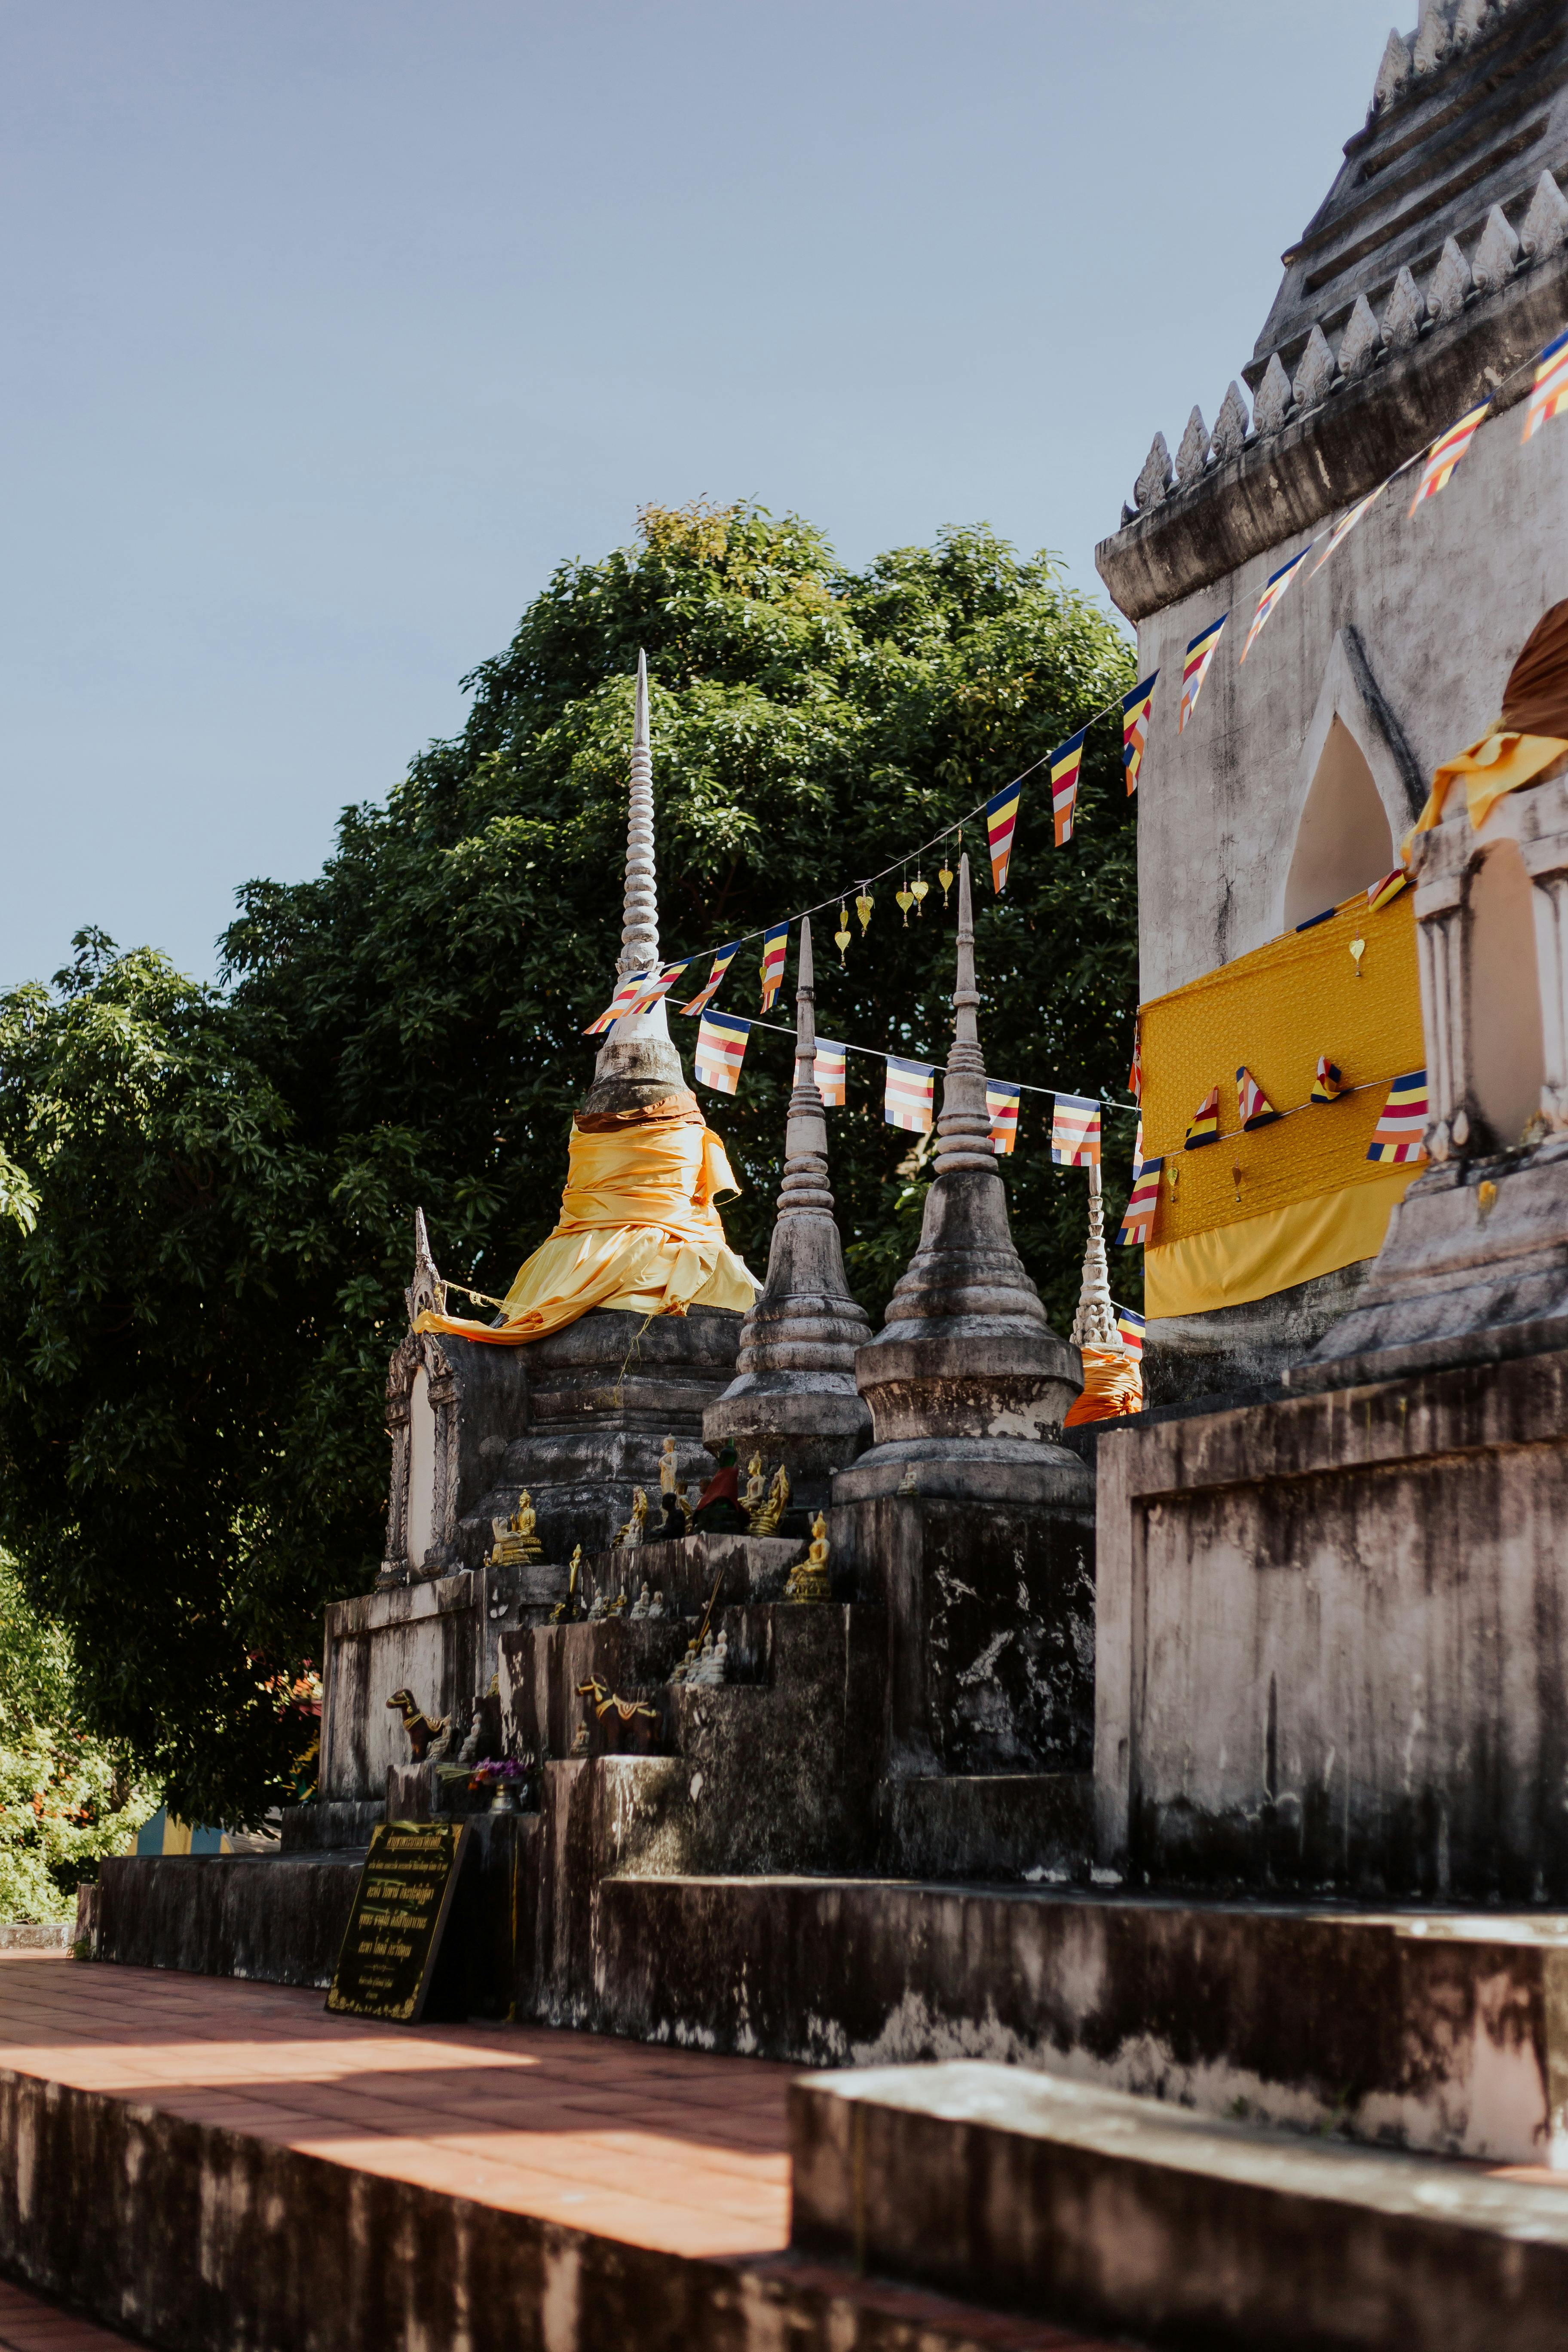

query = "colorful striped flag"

[694,1011,751,1095]
[1117,1158,1161,1246]
[1115,1305,1146,1360]
[1179,616,1227,732]
[1409,401,1488,513]
[1240,549,1309,663]
[1051,1092,1101,1167]
[1312,1057,1344,1105]
[1121,674,1158,795]
[679,942,739,1018]
[758,924,789,1012]
[814,1039,847,1108]
[1235,1065,1281,1131]
[1131,1115,1144,1182]
[986,1081,1022,1155]
[1128,1021,1142,1103]
[1524,328,1568,441]
[586,963,684,1033]
[986,779,1022,893]
[1311,480,1386,574]
[1366,1070,1428,1164]
[1366,868,1409,913]
[884,1056,935,1134]
[1185,1085,1220,1148]
[1049,727,1090,847]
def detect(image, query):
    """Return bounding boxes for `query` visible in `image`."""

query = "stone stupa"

[703,913,872,1516]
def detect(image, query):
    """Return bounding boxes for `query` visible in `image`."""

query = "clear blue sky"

[3,0,1400,988]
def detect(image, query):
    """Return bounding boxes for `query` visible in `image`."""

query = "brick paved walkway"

[0,1955,1118,2348]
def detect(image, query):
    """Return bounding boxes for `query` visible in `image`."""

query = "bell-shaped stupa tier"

[835,854,1085,1507]
[704,916,872,1512]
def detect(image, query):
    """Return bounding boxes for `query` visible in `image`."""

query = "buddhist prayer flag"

[1121,674,1158,794]
[1131,1115,1144,1181]
[986,778,1022,892]
[1409,401,1488,513]
[1115,1305,1146,1360]
[1366,1070,1428,1164]
[884,1056,935,1134]
[1051,1092,1101,1167]
[1179,616,1227,732]
[1312,1057,1345,1104]
[758,924,789,1013]
[629,961,689,1014]
[1128,1020,1142,1102]
[1117,1158,1161,1246]
[814,1039,847,1107]
[1240,549,1308,663]
[1235,1065,1280,1131]
[679,943,739,1017]
[1185,1085,1220,1148]
[1311,480,1386,574]
[584,967,658,1036]
[694,1011,750,1095]
[1049,727,1090,846]
[1366,868,1409,913]
[1524,328,1568,441]
[986,1081,1022,1155]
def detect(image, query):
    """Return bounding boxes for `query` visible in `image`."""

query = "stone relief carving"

[1292,325,1336,413]
[1174,406,1210,485]
[1337,295,1381,381]
[1412,0,1452,74]
[382,1329,460,1586]
[1470,204,1519,294]
[1134,431,1173,510]
[1426,236,1473,323]
[1210,380,1250,461]
[1381,266,1425,352]
[1371,27,1412,110]
[1251,353,1293,437]
[1520,172,1568,260]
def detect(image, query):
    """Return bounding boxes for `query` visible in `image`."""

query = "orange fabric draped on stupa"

[1406,598,1568,848]
[413,1111,757,1347]
[1063,1346,1144,1425]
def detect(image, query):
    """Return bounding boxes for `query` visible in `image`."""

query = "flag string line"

[626,318,1565,989]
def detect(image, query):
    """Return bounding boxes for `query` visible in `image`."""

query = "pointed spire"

[583,650,688,1110]
[619,648,660,981]
[934,857,999,1178]
[702,910,872,1504]
[1069,1164,1118,1350]
[405,1207,444,1326]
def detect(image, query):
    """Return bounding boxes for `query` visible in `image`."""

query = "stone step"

[790,2059,1568,2352]
[874,1773,1092,1883]
[593,1873,1568,2163]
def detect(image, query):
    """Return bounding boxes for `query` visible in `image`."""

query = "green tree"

[0,506,1137,1822]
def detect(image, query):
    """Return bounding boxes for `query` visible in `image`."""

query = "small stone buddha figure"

[785,1513,832,1604]
[612,1488,649,1548]
[658,1436,679,1498]
[489,1490,543,1566]
[748,1463,790,1537]
[631,1582,652,1620]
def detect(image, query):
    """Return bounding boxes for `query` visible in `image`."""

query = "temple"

[55,15,1568,2349]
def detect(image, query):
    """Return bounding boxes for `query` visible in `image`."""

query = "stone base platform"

[0,1957,1113,2352]
[593,1876,1568,2165]
[791,2060,1568,2352]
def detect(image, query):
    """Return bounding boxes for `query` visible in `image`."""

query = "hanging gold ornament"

[938,859,955,908]
[911,870,930,918]
[855,887,874,935]
[896,870,914,927]
[834,901,851,964]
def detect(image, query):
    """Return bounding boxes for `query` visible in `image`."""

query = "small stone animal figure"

[612,1488,649,1548]
[631,1582,651,1620]
[386,1688,446,1762]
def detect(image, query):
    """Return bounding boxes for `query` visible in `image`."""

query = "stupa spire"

[1070,1162,1119,1350]
[702,913,872,1509]
[584,650,688,1112]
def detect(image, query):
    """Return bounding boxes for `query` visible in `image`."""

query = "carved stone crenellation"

[1174,406,1211,485]
[1520,171,1568,260]
[1380,265,1425,352]
[1427,235,1474,323]
[1210,380,1251,461]
[1371,26,1413,110]
[1336,294,1382,381]
[1134,432,1174,511]
[1291,324,1336,413]
[1251,353,1293,437]
[1412,0,1452,73]
[1470,203,1521,294]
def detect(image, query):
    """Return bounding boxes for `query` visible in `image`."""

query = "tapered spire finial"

[934,854,998,1176]
[618,648,660,981]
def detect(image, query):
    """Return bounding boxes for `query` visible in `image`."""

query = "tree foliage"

[0,505,1136,1822]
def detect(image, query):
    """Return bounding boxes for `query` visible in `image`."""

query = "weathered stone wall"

[320,1574,485,1800]
[1094,1347,1568,1900]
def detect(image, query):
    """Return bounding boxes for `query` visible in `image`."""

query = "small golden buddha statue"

[785,1512,832,1604]
[741,1452,769,1519]
[748,1463,790,1537]
[489,1490,542,1566]
[612,1488,649,1548]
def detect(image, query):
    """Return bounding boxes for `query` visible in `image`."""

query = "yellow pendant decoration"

[834,901,851,964]
[855,888,874,935]
[938,860,955,907]
[911,871,929,918]
[896,876,914,927]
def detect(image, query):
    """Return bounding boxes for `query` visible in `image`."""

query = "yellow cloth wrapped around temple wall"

[414,1113,758,1347]
[1141,889,1425,1318]
[1404,729,1568,849]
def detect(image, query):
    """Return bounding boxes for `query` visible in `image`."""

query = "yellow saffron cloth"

[1145,1166,1420,1318]
[413,1115,758,1347]
[1403,729,1568,853]
[1063,1347,1144,1424]
[1139,889,1424,1317]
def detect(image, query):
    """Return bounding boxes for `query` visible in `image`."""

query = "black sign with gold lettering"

[326,1819,471,2024]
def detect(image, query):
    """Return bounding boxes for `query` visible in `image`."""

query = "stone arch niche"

[381,1330,460,1586]
[1279,628,1425,932]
